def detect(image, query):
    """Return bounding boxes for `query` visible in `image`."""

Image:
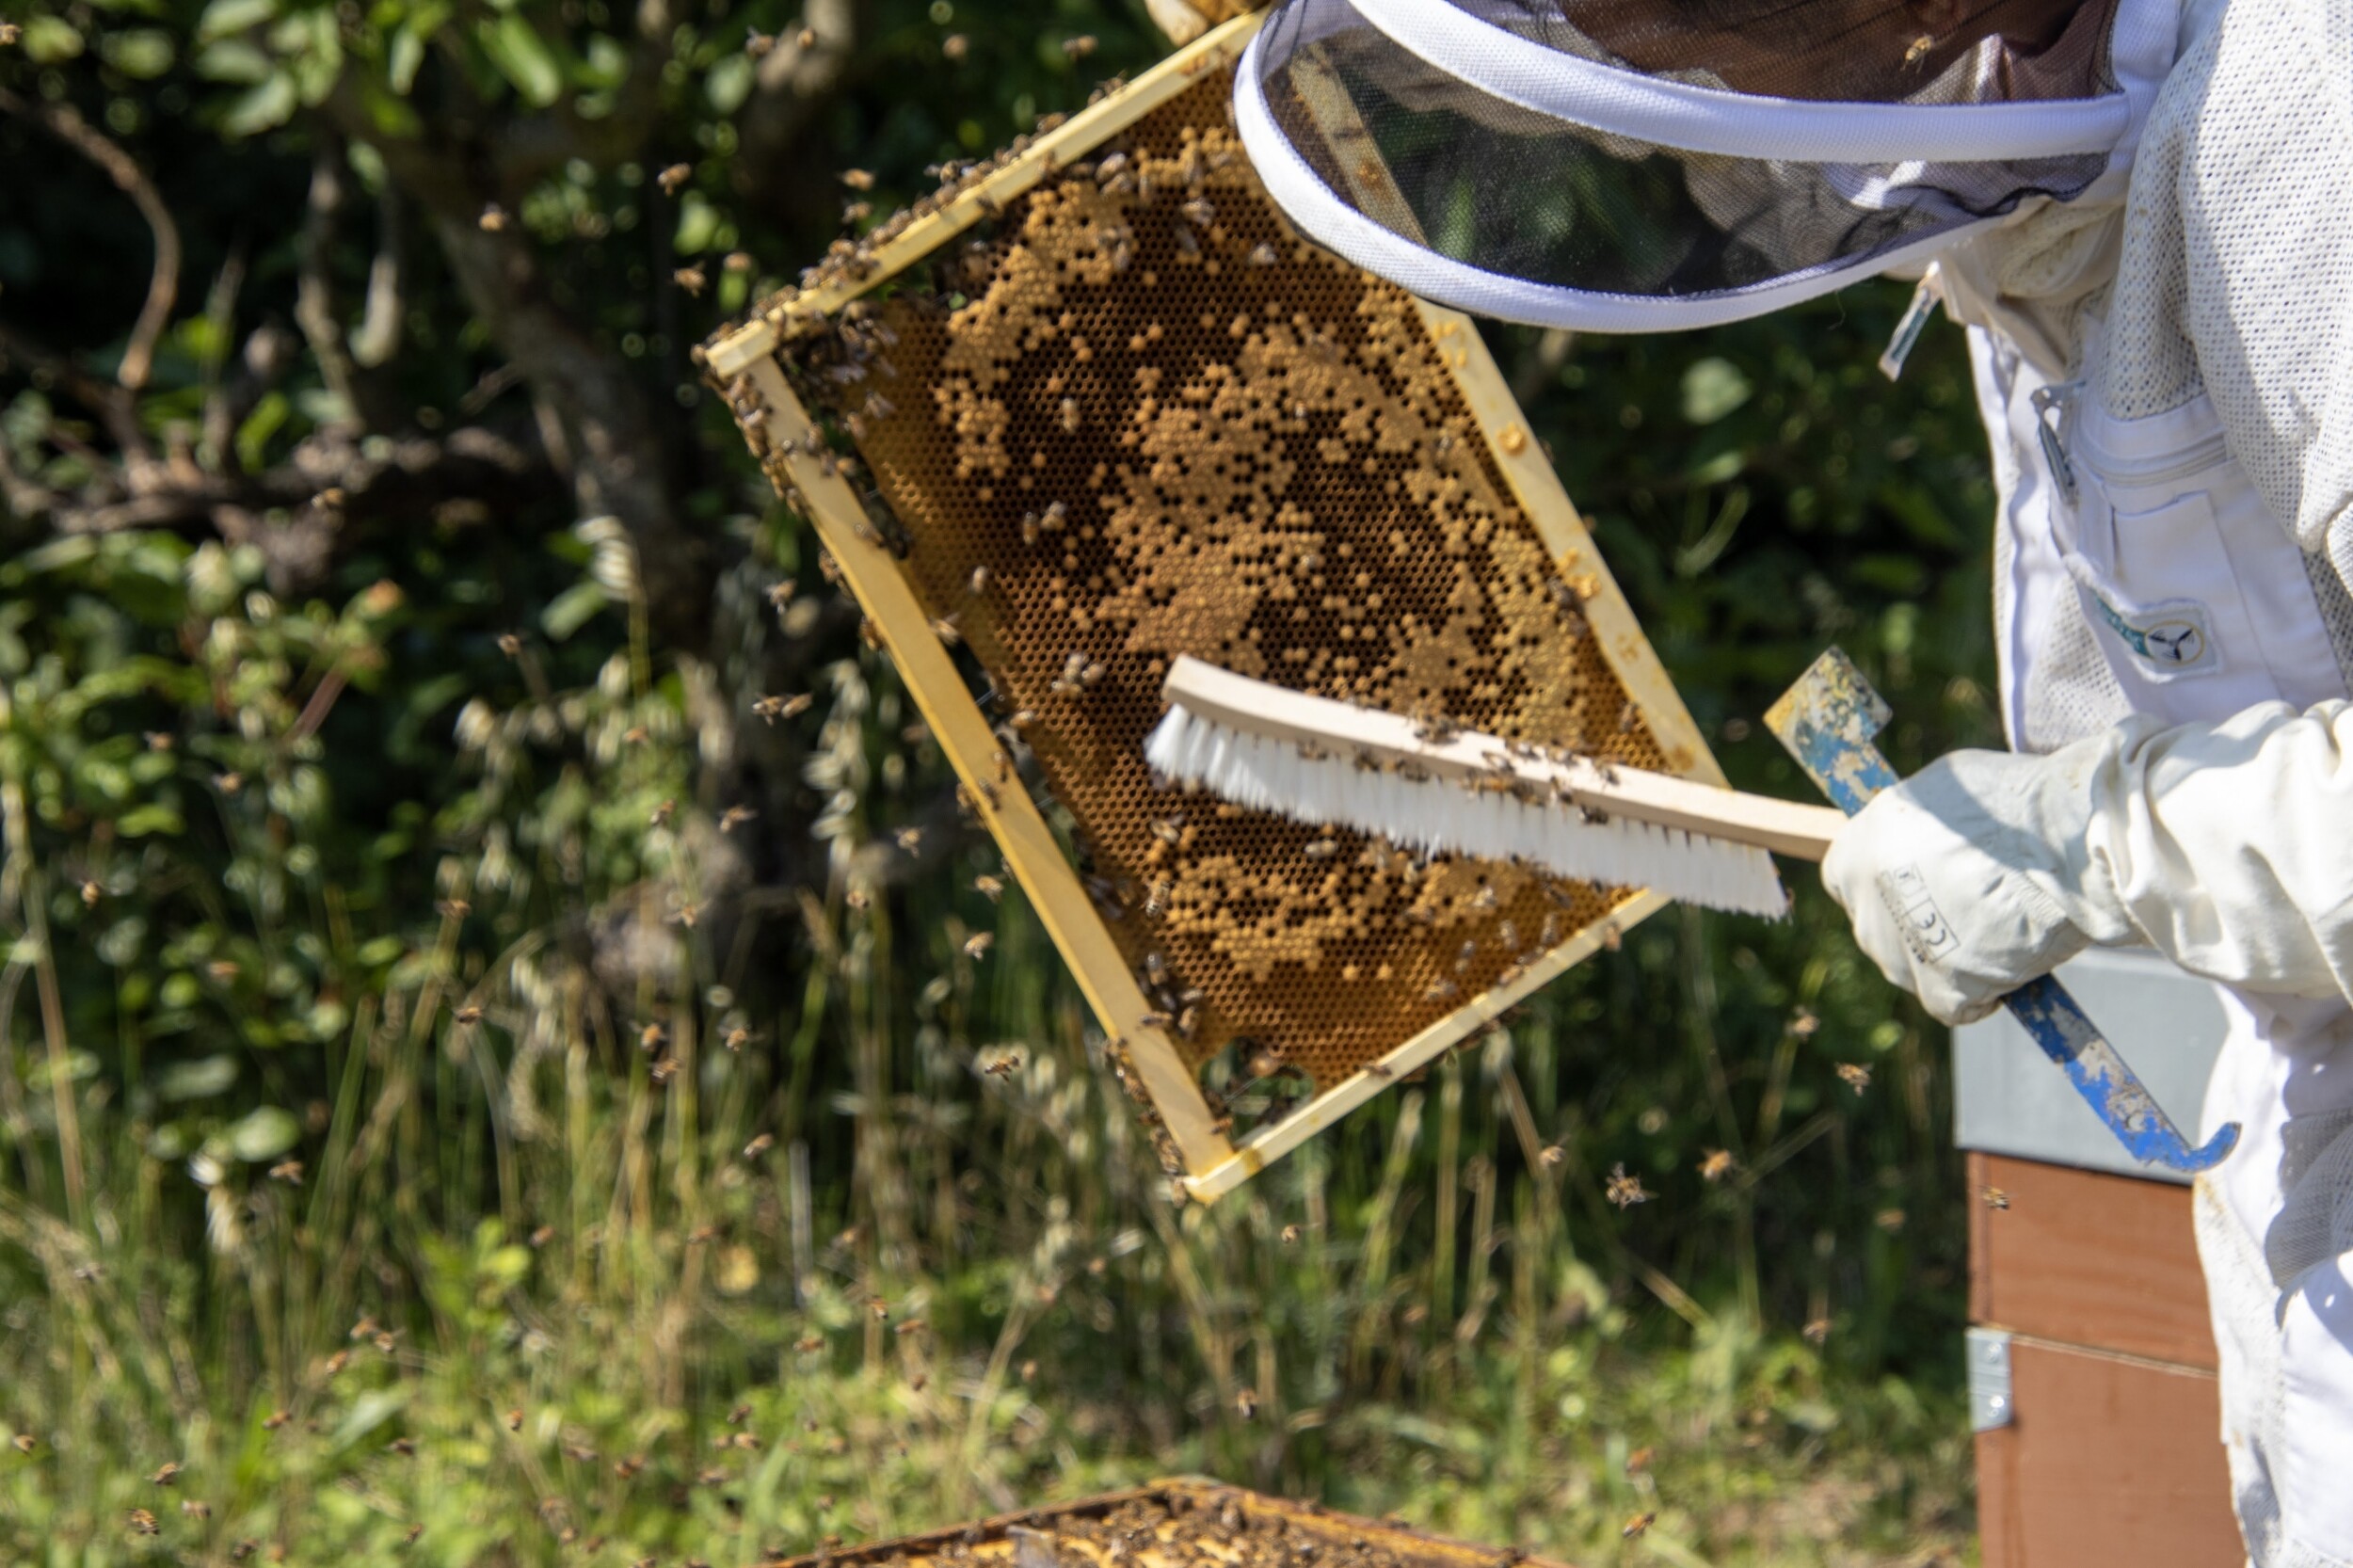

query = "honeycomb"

[744,72,1667,1095]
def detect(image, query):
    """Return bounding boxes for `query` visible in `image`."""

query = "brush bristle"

[1144,705,1788,920]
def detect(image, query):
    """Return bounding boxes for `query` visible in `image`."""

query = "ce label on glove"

[1880,865,1962,964]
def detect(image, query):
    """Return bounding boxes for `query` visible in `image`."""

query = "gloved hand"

[1820,742,2118,1025]
[1144,0,1266,46]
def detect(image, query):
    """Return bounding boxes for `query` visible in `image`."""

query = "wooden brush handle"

[1161,657,1847,862]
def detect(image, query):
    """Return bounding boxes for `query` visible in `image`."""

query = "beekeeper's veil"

[1234,0,2179,329]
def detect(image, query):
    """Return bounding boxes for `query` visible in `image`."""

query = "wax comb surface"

[703,15,1727,1199]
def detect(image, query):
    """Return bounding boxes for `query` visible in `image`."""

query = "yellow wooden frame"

[708,12,1730,1203]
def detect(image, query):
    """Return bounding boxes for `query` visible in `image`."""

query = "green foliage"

[1,2,2001,1561]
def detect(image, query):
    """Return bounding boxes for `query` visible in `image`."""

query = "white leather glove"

[1825,700,2353,1025]
[1822,744,2115,1025]
[1144,0,1264,45]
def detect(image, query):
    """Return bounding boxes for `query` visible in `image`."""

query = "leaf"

[221,71,298,137]
[197,0,280,43]
[157,1055,239,1101]
[102,29,177,78]
[329,1388,408,1453]
[233,390,289,471]
[706,51,754,115]
[477,14,561,108]
[23,16,88,62]
[226,1105,300,1162]
[540,580,611,641]
[1681,357,1754,425]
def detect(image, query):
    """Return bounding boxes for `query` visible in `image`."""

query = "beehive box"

[701,14,1728,1200]
[763,1481,1575,1568]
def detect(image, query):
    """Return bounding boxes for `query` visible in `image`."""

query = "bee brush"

[1144,657,1847,919]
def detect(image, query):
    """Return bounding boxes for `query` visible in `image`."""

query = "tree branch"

[0,86,181,396]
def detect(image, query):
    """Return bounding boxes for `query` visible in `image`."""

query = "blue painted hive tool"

[1764,648,2239,1175]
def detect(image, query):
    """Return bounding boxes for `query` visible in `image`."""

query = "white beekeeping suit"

[1231,0,2353,1559]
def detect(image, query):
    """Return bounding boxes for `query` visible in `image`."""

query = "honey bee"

[268,1159,304,1185]
[264,1410,292,1431]
[964,932,994,959]
[744,29,775,55]
[1621,1512,1656,1542]
[942,33,968,61]
[1423,979,1459,1002]
[754,693,813,724]
[1281,1224,1302,1244]
[974,874,1005,902]
[672,265,707,296]
[648,799,676,828]
[1180,197,1216,227]
[1625,1445,1656,1475]
[1062,33,1097,59]
[184,1501,214,1522]
[1789,1005,1820,1039]
[794,1334,825,1352]
[1835,1062,1872,1096]
[1303,838,1337,861]
[1903,31,1934,70]
[1537,1144,1565,1169]
[1144,877,1172,918]
[1981,1186,2011,1211]
[840,168,876,191]
[1233,1388,1258,1420]
[1605,1162,1651,1209]
[968,566,990,596]
[1247,242,1278,267]
[1699,1148,1737,1182]
[639,1023,666,1052]
[1060,398,1082,433]
[477,203,508,232]
[720,805,757,833]
[128,1509,160,1536]
[649,1058,680,1086]
[1802,1317,1833,1346]
[744,1133,775,1160]
[150,1462,181,1486]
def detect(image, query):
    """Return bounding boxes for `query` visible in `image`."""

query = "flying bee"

[1621,1513,1656,1542]
[454,1004,484,1026]
[1700,1148,1737,1182]
[754,692,812,725]
[1803,1318,1833,1346]
[1981,1186,2011,1211]
[649,1058,680,1085]
[648,799,676,828]
[840,168,876,191]
[964,932,995,959]
[1836,1062,1872,1096]
[1599,919,1622,951]
[1903,31,1934,70]
[933,615,962,646]
[744,1133,775,1160]
[982,1051,1020,1078]
[1281,1224,1302,1244]
[896,826,924,853]
[1233,1388,1257,1421]
[1538,1144,1566,1168]
[720,805,757,833]
[1605,1162,1651,1209]
[974,873,1005,902]
[672,265,707,296]
[269,1159,304,1185]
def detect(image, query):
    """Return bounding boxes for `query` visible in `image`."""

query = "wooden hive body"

[703,14,1727,1200]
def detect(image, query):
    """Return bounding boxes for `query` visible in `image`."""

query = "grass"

[0,517,1980,1567]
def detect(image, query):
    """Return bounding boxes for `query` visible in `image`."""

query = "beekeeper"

[1193,0,2353,1560]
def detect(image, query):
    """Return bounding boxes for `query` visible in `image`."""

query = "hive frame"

[705,13,1726,1203]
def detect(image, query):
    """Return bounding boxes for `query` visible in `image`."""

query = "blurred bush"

[0,1,1994,1560]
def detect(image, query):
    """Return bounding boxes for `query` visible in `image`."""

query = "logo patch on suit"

[1879,865,1960,967]
[2085,591,2220,675]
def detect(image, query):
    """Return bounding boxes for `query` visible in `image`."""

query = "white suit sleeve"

[1821,700,2353,1023]
[2073,700,2353,1000]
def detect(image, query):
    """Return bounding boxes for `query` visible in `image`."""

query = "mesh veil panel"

[1240,0,2137,328]
[1457,0,2122,106]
